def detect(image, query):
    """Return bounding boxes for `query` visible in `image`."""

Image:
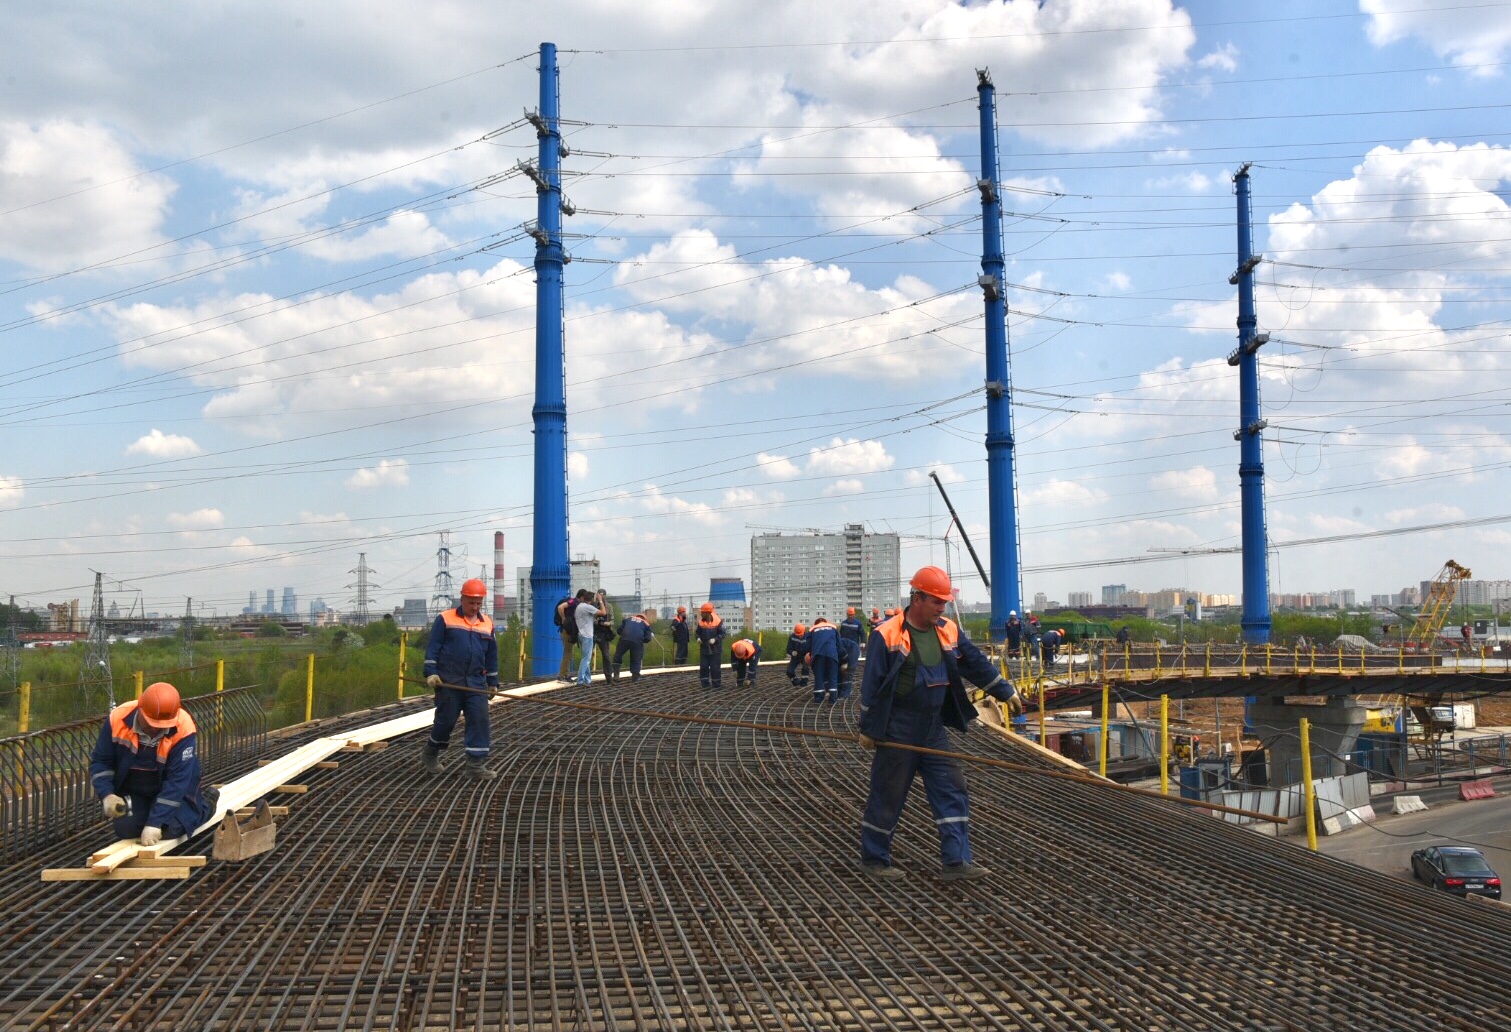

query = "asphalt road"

[1313,789,1511,893]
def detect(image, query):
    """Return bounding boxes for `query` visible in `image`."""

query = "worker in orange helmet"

[671,605,691,665]
[90,681,217,847]
[840,606,864,650]
[696,602,725,689]
[421,578,498,778]
[857,566,1023,883]
[730,637,762,689]
[784,622,810,690]
[806,617,841,704]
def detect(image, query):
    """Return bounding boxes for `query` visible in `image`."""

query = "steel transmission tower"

[1,595,19,695]
[178,597,195,676]
[81,571,115,712]
[431,531,455,619]
[349,553,377,625]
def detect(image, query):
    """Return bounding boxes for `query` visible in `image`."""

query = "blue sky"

[5,0,1511,618]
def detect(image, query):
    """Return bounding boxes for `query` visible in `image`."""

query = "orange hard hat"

[700,601,716,614]
[460,578,487,598]
[138,682,181,728]
[794,623,806,636]
[847,607,856,616]
[732,640,755,659]
[677,605,687,614]
[909,565,952,600]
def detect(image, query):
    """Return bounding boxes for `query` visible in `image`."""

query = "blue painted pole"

[977,69,1022,640]
[1232,164,1271,645]
[529,42,570,677]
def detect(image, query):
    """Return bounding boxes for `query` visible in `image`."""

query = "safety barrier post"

[305,653,315,723]
[18,682,29,734]
[215,658,225,732]
[1360,646,1366,673]
[1204,643,1212,678]
[519,627,527,681]
[1036,677,1046,742]
[1099,682,1110,778]
[1300,717,1317,850]
[1396,647,1404,675]
[1309,645,1316,673]
[1336,645,1343,675]
[1265,645,1273,675]
[1122,641,1130,676]
[135,670,144,700]
[1155,643,1162,679]
[398,632,407,700]
[1241,645,1248,676]
[1160,695,1170,796]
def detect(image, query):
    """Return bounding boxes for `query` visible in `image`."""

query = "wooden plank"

[315,760,340,768]
[131,855,207,868]
[89,843,141,874]
[43,866,192,882]
[234,806,289,817]
[271,784,308,794]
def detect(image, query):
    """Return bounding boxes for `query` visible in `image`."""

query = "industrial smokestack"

[493,532,506,622]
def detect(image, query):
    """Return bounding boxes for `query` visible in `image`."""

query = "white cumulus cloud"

[346,458,410,489]
[167,507,226,530]
[125,429,202,458]
[807,437,894,476]
[0,475,22,509]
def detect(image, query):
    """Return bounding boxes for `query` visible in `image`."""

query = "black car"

[1410,845,1503,900]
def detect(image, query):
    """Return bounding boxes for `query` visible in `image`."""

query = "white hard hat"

[1009,610,1017,617]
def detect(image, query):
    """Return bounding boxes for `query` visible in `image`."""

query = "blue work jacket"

[858,609,1013,739]
[425,607,499,689]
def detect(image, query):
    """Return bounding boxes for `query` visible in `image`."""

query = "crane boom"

[929,472,990,591]
[1406,560,1471,650]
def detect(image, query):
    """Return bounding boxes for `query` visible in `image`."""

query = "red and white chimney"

[493,532,506,621]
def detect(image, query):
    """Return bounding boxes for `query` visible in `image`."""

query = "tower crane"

[1406,560,1471,651]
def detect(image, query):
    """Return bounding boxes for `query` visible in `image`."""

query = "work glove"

[426,674,442,689]
[139,826,162,847]
[102,793,126,819]
[1005,692,1024,718]
[857,733,878,750]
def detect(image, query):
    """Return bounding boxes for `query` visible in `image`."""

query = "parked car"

[1410,845,1502,900]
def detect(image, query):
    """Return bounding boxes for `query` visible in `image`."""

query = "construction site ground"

[2,668,1509,1030]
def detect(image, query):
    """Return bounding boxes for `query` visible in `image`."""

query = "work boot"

[421,744,442,774]
[465,756,497,780]
[939,862,991,882]
[860,862,907,881]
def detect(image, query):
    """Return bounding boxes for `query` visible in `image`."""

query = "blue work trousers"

[429,685,491,758]
[732,657,758,687]
[613,640,645,681]
[699,651,722,689]
[785,655,808,687]
[811,655,839,701]
[859,699,973,867]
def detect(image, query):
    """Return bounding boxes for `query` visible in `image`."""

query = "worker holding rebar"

[695,602,725,689]
[420,578,498,779]
[857,566,1023,882]
[90,681,217,846]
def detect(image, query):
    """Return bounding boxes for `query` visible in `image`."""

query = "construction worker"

[90,681,217,846]
[840,607,864,648]
[613,609,656,682]
[591,594,617,680]
[857,565,1023,882]
[421,578,498,778]
[1004,610,1024,658]
[554,593,579,682]
[807,617,841,704]
[867,608,883,636]
[1040,627,1063,666]
[784,623,810,689]
[671,605,691,665]
[837,631,860,700]
[574,589,604,686]
[696,602,725,689]
[730,638,762,688]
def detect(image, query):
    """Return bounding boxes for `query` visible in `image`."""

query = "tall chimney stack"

[493,532,506,622]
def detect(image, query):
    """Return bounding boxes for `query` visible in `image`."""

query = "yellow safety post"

[1037,679,1046,742]
[518,627,526,681]
[134,670,144,700]
[305,653,315,723]
[1309,645,1317,673]
[1155,643,1163,679]
[1360,645,1366,674]
[1121,640,1130,676]
[1099,682,1110,778]
[1241,645,1248,676]
[1159,694,1170,796]
[1204,643,1212,678]
[18,683,29,734]
[397,632,407,700]
[1397,647,1404,675]
[1299,717,1317,851]
[1265,645,1273,675]
[216,659,224,693]
[1336,645,1343,675]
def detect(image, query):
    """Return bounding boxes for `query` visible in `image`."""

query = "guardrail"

[0,685,266,862]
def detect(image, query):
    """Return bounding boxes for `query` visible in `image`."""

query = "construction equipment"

[1405,560,1471,651]
[212,800,278,861]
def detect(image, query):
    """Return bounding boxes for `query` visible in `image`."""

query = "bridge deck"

[1,672,1507,1030]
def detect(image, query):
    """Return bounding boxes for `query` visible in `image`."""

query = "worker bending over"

[421,578,498,778]
[857,566,1022,882]
[90,681,217,847]
[784,623,810,689]
[730,638,762,688]
[807,617,840,704]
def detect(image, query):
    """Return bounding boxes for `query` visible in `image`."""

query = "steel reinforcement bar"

[0,671,1507,1029]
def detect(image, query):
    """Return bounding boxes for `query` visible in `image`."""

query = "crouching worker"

[857,566,1023,883]
[730,638,762,688]
[90,681,216,846]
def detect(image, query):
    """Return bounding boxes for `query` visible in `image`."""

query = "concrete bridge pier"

[1249,697,1367,785]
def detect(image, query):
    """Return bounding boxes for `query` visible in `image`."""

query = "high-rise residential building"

[750,524,899,631]
[1101,584,1127,606]
[1032,592,1048,611]
[516,559,601,624]
[1067,591,1092,608]
[280,587,296,617]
